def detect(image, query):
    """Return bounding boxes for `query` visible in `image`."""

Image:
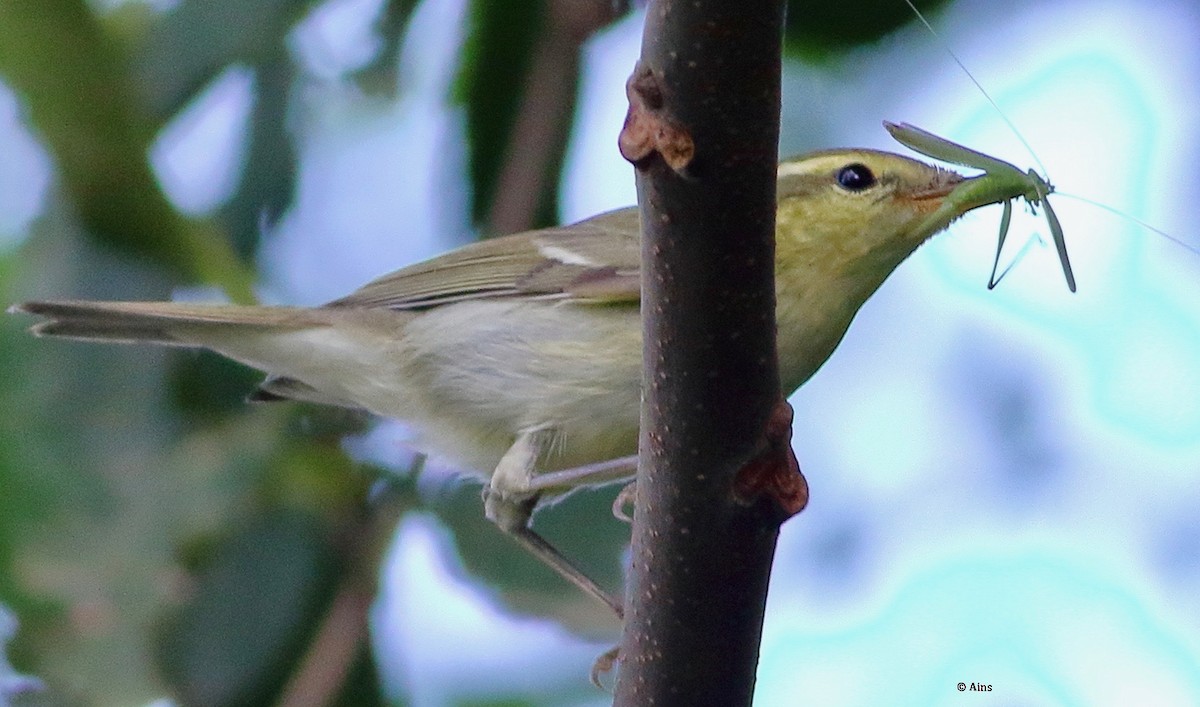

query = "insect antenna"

[901,0,1050,178]
[1056,191,1200,259]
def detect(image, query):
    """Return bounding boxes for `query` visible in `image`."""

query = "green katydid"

[884,121,1077,293]
[893,0,1076,293]
[895,0,1200,292]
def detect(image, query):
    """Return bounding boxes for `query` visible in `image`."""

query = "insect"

[893,0,1197,292]
[884,120,1075,292]
[888,0,1079,292]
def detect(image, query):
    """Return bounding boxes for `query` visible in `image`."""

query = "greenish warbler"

[12,148,987,612]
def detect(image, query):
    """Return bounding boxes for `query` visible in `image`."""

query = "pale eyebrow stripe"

[776,161,812,179]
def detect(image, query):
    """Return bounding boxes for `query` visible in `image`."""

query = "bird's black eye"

[836,163,876,192]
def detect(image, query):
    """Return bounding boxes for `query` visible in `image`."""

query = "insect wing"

[884,121,1020,176]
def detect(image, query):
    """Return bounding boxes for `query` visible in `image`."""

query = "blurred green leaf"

[427,481,626,638]
[157,510,337,706]
[1,224,181,703]
[0,0,256,302]
[334,646,390,707]
[785,0,951,57]
[220,56,296,260]
[131,0,314,121]
[134,1,310,261]
[260,436,373,521]
[1,221,375,702]
[351,0,423,96]
[168,350,266,421]
[454,0,547,228]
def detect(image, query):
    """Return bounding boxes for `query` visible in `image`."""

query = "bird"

[11,148,976,614]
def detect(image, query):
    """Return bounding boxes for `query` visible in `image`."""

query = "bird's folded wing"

[324,208,642,310]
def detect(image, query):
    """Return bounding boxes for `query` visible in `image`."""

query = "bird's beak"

[909,168,966,207]
[909,169,983,239]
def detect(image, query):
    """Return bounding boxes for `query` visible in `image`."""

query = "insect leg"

[987,199,1014,289]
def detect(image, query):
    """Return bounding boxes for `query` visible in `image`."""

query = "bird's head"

[771,149,973,391]
[775,149,967,286]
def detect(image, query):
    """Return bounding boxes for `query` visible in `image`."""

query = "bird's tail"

[8,300,331,346]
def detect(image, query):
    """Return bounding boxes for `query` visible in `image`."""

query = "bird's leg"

[523,455,638,495]
[484,428,624,617]
[508,524,624,618]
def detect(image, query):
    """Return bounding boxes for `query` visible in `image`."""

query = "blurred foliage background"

[0,0,952,704]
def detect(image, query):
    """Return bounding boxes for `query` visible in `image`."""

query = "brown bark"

[614,1,800,704]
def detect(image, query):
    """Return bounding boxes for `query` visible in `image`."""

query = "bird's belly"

[365,300,644,476]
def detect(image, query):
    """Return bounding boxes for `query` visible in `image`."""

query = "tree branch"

[615,1,803,704]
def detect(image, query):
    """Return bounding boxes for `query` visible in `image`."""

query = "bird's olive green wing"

[325,208,642,310]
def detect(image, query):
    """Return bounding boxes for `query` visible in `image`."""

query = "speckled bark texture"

[614,1,797,704]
